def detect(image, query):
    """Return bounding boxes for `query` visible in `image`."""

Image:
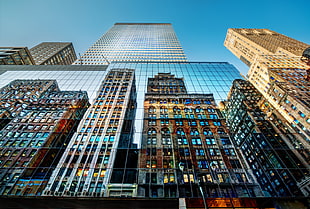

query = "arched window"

[207,107,215,113]
[148,128,157,135]
[190,128,199,136]
[173,106,181,113]
[203,128,213,136]
[161,127,170,135]
[147,128,157,145]
[148,106,156,113]
[176,128,185,136]
[160,106,168,113]
[161,128,171,145]
[195,107,202,113]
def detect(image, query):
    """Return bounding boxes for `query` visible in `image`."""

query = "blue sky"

[1,0,309,75]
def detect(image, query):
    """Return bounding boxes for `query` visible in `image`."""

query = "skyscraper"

[247,55,310,141]
[74,23,187,65]
[224,28,310,66]
[224,28,310,156]
[30,42,77,65]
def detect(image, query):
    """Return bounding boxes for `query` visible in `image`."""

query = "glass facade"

[0,23,309,208]
[0,65,108,103]
[225,79,309,197]
[137,73,261,198]
[0,62,244,198]
[0,79,89,196]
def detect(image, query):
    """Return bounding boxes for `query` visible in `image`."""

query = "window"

[176,128,185,135]
[190,129,199,136]
[198,160,208,168]
[149,106,156,113]
[203,128,213,135]
[213,122,221,126]
[209,114,218,119]
[192,138,202,145]
[148,128,156,136]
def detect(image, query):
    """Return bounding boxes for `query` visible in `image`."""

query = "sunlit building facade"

[73,23,187,65]
[30,42,77,65]
[246,55,310,141]
[224,28,310,66]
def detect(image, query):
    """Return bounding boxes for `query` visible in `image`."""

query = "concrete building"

[224,28,310,66]
[30,42,77,65]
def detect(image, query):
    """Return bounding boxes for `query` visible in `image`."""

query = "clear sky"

[1,0,309,75]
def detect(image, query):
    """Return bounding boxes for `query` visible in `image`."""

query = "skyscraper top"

[226,28,309,57]
[74,23,187,65]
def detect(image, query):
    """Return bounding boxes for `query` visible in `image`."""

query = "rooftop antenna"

[79,53,83,65]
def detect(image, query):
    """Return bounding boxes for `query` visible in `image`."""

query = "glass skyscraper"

[73,23,187,65]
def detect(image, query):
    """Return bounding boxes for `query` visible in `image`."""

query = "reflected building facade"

[137,73,262,198]
[42,69,137,197]
[225,79,309,197]
[224,28,310,197]
[0,80,89,195]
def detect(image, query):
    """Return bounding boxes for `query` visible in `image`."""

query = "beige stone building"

[224,28,309,66]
